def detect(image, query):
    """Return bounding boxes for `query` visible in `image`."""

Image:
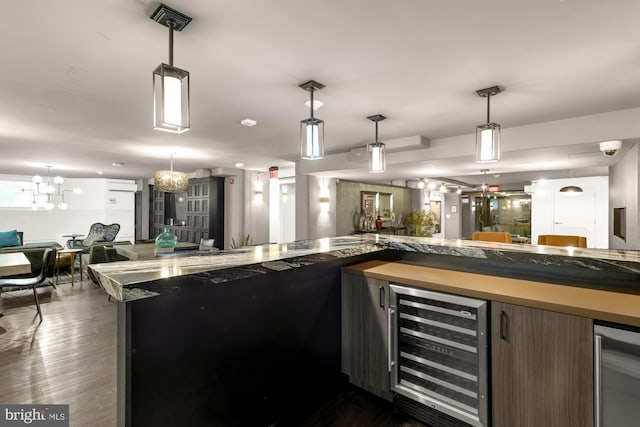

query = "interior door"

[553,188,596,246]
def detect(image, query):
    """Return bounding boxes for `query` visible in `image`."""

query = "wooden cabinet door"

[341,273,392,401]
[492,301,593,427]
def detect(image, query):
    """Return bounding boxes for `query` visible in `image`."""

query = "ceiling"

[1,0,640,187]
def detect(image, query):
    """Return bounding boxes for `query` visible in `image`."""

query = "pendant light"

[559,170,583,194]
[299,80,325,160]
[367,114,387,173]
[154,154,189,192]
[151,4,192,134]
[559,185,583,194]
[475,86,502,162]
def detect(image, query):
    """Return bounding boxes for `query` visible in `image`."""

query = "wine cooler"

[389,284,488,427]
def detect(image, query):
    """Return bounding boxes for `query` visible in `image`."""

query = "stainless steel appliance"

[389,284,488,427]
[594,324,640,427]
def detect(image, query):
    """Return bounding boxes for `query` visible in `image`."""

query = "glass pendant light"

[367,114,387,173]
[151,4,192,134]
[154,154,189,192]
[299,80,325,160]
[475,86,502,162]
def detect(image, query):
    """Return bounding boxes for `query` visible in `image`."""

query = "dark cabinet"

[491,301,593,427]
[151,176,224,245]
[341,272,392,401]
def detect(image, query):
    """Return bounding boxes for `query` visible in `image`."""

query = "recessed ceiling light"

[234,162,245,168]
[304,99,324,110]
[112,162,124,167]
[240,119,257,127]
[97,171,103,175]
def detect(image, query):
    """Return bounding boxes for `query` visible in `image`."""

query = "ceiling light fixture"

[475,86,502,162]
[481,169,489,190]
[19,166,82,210]
[456,186,463,195]
[240,119,257,127]
[154,154,189,193]
[417,179,426,189]
[151,4,192,134]
[439,183,448,193]
[559,185,583,194]
[299,80,325,160]
[559,170,583,194]
[367,114,387,173]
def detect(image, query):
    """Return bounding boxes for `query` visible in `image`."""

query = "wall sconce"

[319,196,330,213]
[299,80,325,160]
[254,173,264,202]
[367,114,387,173]
[475,86,502,162]
[151,4,192,134]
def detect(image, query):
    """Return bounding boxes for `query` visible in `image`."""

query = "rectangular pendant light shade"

[368,142,386,173]
[475,122,500,162]
[153,63,190,133]
[300,117,324,160]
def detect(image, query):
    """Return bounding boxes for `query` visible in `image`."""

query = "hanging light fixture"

[481,169,489,190]
[559,170,583,194]
[456,186,463,195]
[367,114,387,173]
[17,166,82,210]
[439,182,448,193]
[151,4,192,134]
[154,154,189,192]
[559,185,583,194]
[299,80,325,160]
[475,86,502,162]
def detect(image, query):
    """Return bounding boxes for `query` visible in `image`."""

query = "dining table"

[0,252,31,277]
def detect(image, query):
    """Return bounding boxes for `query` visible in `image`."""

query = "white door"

[553,189,596,246]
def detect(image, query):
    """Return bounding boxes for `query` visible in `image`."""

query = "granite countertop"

[89,234,640,302]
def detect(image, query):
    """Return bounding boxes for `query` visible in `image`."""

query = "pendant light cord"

[486,94,491,124]
[375,121,379,142]
[309,88,315,120]
[168,21,175,66]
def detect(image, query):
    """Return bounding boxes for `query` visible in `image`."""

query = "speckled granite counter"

[90,234,640,303]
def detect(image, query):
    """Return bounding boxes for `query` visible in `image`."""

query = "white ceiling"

[1,0,640,187]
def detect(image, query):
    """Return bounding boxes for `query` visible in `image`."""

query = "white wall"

[0,176,136,246]
[531,176,609,248]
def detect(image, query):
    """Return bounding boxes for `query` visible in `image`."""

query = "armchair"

[67,223,120,253]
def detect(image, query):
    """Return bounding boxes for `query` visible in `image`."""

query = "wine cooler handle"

[499,310,508,340]
[594,335,602,427]
[388,308,395,372]
[379,286,385,310]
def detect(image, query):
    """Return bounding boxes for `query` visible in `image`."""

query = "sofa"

[0,230,65,278]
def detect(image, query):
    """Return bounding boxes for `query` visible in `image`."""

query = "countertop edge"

[343,261,640,327]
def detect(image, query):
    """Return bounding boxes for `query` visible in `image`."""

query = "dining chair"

[537,235,587,248]
[0,248,53,322]
[471,231,513,243]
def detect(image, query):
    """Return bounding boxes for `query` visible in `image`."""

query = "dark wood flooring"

[0,277,427,427]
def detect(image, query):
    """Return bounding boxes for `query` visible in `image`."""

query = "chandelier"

[18,166,82,210]
[154,154,189,192]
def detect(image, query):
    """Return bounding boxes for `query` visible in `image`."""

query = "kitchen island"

[89,235,640,426]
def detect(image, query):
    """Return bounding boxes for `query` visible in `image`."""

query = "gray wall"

[336,180,413,236]
[609,143,639,249]
[444,193,462,239]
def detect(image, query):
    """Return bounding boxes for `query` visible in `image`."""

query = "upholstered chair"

[67,223,121,252]
[472,231,513,243]
[537,235,587,248]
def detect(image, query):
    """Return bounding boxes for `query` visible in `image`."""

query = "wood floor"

[0,278,117,426]
[0,278,427,427]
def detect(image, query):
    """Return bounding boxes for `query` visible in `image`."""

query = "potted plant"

[403,209,435,237]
